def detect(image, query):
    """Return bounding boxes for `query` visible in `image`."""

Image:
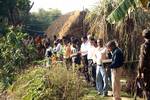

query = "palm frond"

[106,0,137,24]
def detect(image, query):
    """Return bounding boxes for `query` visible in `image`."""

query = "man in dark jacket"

[106,40,124,100]
[138,29,150,100]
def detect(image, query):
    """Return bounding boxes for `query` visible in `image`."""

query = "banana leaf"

[106,0,137,24]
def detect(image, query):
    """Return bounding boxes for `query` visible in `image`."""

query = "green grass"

[82,87,144,100]
[82,87,110,100]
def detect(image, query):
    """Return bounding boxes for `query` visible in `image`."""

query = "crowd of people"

[23,34,51,58]
[22,29,150,100]
[44,34,124,100]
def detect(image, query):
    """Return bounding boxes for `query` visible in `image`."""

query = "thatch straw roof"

[45,11,88,40]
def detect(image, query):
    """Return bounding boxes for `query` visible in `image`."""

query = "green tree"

[23,8,61,34]
[0,0,33,26]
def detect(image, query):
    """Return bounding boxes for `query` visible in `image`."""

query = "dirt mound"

[45,11,88,40]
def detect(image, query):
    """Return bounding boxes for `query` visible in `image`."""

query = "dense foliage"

[0,27,37,89]
[0,0,32,26]
[8,64,88,100]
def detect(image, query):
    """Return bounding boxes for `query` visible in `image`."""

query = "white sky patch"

[30,0,99,14]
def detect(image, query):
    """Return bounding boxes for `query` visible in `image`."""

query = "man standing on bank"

[138,29,150,100]
[106,40,124,100]
[95,39,108,96]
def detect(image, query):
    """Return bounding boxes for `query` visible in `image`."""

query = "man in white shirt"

[87,37,97,86]
[80,36,90,82]
[95,39,108,96]
[81,37,88,56]
[54,39,62,53]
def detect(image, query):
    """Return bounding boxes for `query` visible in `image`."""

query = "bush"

[7,64,88,100]
[0,27,38,90]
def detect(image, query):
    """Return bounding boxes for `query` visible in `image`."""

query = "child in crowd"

[63,40,72,70]
[71,40,81,72]
[45,43,53,67]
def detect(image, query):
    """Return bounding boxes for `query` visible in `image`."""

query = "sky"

[30,0,99,14]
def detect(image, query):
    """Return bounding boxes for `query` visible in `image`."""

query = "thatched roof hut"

[45,11,88,40]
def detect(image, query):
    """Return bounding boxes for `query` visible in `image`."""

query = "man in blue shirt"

[106,40,124,100]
